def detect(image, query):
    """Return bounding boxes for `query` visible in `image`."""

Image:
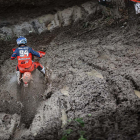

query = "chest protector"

[17,48,33,68]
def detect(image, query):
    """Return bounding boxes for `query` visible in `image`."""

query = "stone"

[47,13,61,31]
[57,11,63,25]
[0,27,13,39]
[0,1,99,40]
[72,6,82,22]
[38,14,54,24]
[81,2,97,15]
[54,13,61,28]
[134,90,140,98]
[61,7,74,26]
[30,19,46,34]
[13,22,33,37]
[86,69,104,79]
[61,86,70,96]
[61,109,67,128]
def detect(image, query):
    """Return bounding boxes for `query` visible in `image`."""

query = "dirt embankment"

[1,1,140,140]
[28,21,140,140]
[0,0,93,27]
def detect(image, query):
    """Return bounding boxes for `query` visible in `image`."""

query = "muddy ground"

[1,2,140,140]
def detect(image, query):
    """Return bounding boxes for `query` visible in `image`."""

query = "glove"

[39,54,43,58]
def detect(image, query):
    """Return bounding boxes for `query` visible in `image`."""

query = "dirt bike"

[12,48,46,87]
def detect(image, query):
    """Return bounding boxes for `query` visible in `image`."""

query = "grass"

[61,118,87,140]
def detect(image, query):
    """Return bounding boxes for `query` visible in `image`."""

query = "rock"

[47,13,61,31]
[81,1,97,14]
[0,1,98,39]
[72,6,82,22]
[38,14,54,24]
[30,19,46,34]
[13,22,33,37]
[61,7,74,26]
[86,69,104,79]
[134,90,140,98]
[0,27,13,39]
[54,13,61,28]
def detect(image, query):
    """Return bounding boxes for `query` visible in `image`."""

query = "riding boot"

[16,71,21,85]
[40,66,45,76]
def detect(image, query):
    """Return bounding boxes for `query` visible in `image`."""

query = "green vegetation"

[61,118,87,140]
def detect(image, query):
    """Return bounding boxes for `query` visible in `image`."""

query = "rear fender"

[22,72,32,84]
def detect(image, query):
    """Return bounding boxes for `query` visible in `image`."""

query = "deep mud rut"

[0,54,46,139]
[18,71,46,128]
[1,5,140,139]
[0,58,46,124]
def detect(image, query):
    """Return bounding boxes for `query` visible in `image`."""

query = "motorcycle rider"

[11,36,45,84]
[130,0,140,14]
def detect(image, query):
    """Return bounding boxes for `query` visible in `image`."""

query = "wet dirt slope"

[1,3,140,140]
[0,47,46,139]
[12,21,140,140]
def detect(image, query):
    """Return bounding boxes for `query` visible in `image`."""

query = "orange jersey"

[11,46,41,69]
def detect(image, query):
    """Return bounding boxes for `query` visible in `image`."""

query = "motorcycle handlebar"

[12,48,46,57]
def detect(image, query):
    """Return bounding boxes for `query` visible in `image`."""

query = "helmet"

[16,36,27,46]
